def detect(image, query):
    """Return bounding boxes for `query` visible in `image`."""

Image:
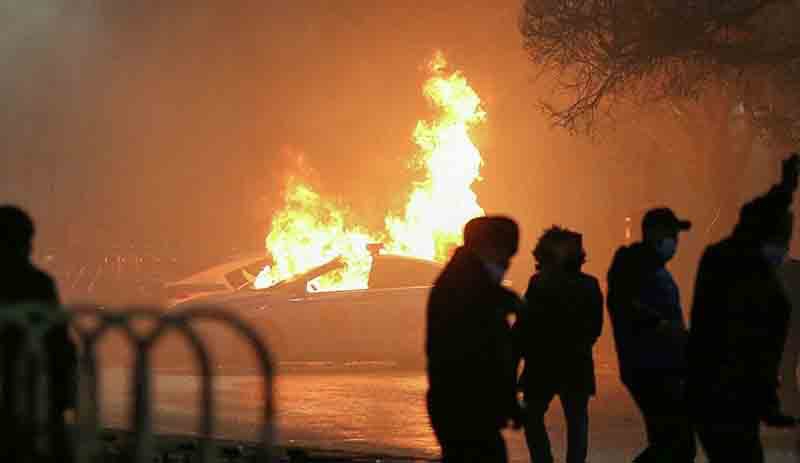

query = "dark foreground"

[99,364,799,462]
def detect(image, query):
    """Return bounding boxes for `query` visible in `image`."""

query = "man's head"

[0,205,35,260]
[463,215,520,270]
[641,208,691,262]
[533,225,585,272]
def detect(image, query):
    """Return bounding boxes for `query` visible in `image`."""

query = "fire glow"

[254,52,486,291]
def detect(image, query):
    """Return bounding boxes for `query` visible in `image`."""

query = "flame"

[255,52,486,291]
[385,51,486,261]
[253,177,375,291]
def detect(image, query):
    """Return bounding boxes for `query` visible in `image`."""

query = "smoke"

[0,3,97,238]
[0,0,752,308]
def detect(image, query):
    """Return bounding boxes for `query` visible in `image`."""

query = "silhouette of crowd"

[426,153,800,462]
[2,154,800,463]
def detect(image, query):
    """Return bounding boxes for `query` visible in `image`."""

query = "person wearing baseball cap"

[689,154,800,462]
[642,208,692,235]
[606,206,696,462]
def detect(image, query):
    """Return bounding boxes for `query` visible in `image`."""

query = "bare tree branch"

[520,0,800,140]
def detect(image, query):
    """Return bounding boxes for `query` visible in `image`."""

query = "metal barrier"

[0,304,276,463]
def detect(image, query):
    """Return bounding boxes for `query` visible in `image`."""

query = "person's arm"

[511,280,537,384]
[491,293,523,430]
[511,299,526,376]
[736,154,799,238]
[588,277,604,346]
[496,285,524,317]
[759,283,794,426]
[607,249,663,331]
[44,276,78,413]
[690,248,714,333]
[775,153,799,199]
[569,277,605,353]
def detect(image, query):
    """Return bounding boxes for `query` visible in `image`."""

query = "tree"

[520,0,800,235]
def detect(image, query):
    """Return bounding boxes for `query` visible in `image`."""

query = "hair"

[0,205,34,259]
[532,225,583,271]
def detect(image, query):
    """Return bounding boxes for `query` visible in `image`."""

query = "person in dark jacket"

[426,215,523,463]
[514,226,603,463]
[689,154,799,463]
[606,207,695,462]
[0,205,77,462]
[778,256,800,416]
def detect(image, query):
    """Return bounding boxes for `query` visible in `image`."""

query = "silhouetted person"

[689,154,799,463]
[607,207,695,462]
[0,205,76,462]
[779,257,800,416]
[426,216,522,463]
[514,226,603,463]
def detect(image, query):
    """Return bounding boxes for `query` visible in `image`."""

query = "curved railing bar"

[175,306,276,461]
[0,304,275,463]
[139,313,216,463]
[69,306,159,463]
[0,304,70,457]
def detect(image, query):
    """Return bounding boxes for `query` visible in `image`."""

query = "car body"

[162,251,273,307]
[173,254,444,366]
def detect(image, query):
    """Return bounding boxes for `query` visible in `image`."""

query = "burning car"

[161,53,494,370]
[172,251,443,367]
[161,251,272,307]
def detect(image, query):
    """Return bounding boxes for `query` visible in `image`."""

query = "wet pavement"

[100,364,799,462]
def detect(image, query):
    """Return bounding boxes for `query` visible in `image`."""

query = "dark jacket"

[426,246,520,435]
[0,257,77,461]
[689,181,794,420]
[607,242,688,383]
[514,270,603,395]
[0,259,76,414]
[778,258,800,415]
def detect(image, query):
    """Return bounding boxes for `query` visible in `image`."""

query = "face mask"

[484,262,508,284]
[762,243,788,267]
[655,237,677,262]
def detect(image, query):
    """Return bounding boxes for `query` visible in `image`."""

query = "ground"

[100,363,798,462]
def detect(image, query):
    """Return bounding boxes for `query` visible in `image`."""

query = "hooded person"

[426,215,523,463]
[606,207,696,462]
[0,205,77,462]
[689,154,799,463]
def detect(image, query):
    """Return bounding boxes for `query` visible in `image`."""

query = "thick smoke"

[1,1,776,310]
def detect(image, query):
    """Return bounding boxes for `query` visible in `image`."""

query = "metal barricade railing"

[0,304,276,463]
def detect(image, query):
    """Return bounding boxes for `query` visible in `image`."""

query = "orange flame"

[385,51,486,261]
[256,52,486,290]
[254,176,375,291]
